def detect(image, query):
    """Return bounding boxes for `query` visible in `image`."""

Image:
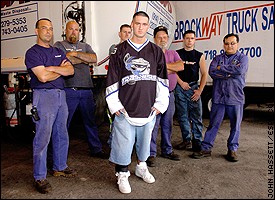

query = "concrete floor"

[1,104,274,199]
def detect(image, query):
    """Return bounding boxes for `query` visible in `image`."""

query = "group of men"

[25,18,108,194]
[25,10,248,195]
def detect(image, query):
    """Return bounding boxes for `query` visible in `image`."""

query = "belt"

[188,81,198,87]
[70,87,91,90]
[169,90,174,93]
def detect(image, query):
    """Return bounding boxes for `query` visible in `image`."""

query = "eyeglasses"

[224,42,237,46]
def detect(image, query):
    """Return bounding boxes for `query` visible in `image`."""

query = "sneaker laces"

[116,171,130,185]
[137,167,155,183]
[139,168,151,179]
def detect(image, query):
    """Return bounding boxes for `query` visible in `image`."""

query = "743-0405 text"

[2,25,28,35]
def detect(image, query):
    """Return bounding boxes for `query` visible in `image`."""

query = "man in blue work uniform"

[25,18,76,194]
[192,33,249,162]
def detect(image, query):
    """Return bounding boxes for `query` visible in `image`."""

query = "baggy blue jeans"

[65,88,102,154]
[174,83,203,143]
[32,89,69,181]
[201,103,243,151]
[150,92,175,156]
[109,113,156,166]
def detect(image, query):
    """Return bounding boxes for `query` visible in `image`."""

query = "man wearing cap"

[146,26,184,167]
[174,30,207,153]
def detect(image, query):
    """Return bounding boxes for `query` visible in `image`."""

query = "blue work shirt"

[209,51,249,105]
[25,44,68,89]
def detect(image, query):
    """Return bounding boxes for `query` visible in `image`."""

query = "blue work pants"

[150,92,175,156]
[32,89,69,181]
[201,103,243,151]
[65,88,102,154]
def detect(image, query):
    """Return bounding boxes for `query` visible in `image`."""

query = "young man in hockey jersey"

[105,11,169,194]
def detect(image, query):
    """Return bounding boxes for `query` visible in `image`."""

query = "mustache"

[69,35,77,43]
[158,43,167,49]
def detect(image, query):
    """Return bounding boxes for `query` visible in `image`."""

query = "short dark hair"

[35,18,51,28]
[183,30,195,38]
[120,24,131,32]
[133,11,149,20]
[223,33,239,43]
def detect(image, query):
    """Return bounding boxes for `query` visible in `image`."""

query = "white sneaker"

[115,171,131,194]
[135,162,155,183]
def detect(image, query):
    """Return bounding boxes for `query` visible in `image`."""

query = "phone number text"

[204,46,262,60]
[1,17,28,36]
[1,17,27,27]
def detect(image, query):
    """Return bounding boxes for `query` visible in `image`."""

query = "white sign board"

[170,1,274,87]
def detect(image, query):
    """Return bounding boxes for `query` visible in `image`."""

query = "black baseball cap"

[153,26,168,38]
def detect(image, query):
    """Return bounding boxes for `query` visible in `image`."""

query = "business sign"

[171,1,274,86]
[136,1,176,48]
[1,2,38,41]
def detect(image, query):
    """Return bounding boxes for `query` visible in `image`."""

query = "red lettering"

[159,1,173,14]
[202,17,211,37]
[1,1,29,9]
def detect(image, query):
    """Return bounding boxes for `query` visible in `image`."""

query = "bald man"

[53,20,108,159]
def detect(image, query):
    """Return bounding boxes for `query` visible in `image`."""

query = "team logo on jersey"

[124,53,150,75]
[121,53,155,85]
